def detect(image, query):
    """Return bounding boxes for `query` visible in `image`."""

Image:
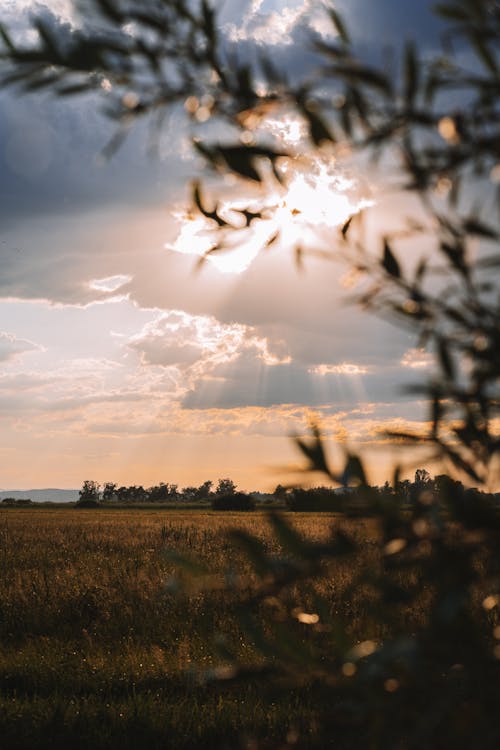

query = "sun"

[167,155,372,274]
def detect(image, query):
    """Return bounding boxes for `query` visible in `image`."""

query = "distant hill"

[0,489,79,503]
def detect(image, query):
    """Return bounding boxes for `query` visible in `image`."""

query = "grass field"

[2,505,498,749]
[0,507,383,750]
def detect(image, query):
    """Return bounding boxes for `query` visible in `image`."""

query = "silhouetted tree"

[78,479,100,505]
[215,478,236,496]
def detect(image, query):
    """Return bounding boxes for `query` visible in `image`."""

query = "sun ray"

[167,154,373,274]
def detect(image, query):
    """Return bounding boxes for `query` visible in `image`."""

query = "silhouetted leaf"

[201,0,216,44]
[226,530,270,578]
[470,33,498,74]
[302,106,335,146]
[295,428,330,476]
[95,0,124,24]
[433,4,469,21]
[0,23,15,51]
[463,217,498,239]
[342,454,367,487]
[328,8,350,45]
[382,240,401,278]
[268,513,311,560]
[404,41,418,105]
[341,216,353,239]
[437,338,455,380]
[265,230,280,247]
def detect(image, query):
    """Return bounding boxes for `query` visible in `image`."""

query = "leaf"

[302,106,335,146]
[23,71,63,91]
[328,8,350,45]
[470,33,497,74]
[226,530,270,578]
[342,453,368,487]
[265,230,280,248]
[192,139,217,167]
[34,19,61,63]
[341,216,353,238]
[463,217,498,239]
[295,429,330,476]
[382,239,401,278]
[439,241,467,276]
[431,394,442,437]
[437,338,455,380]
[414,258,427,283]
[477,255,500,269]
[220,150,260,182]
[268,512,310,560]
[192,180,205,215]
[201,0,216,44]
[259,53,287,86]
[95,0,124,23]
[101,127,129,159]
[57,80,96,96]
[441,444,483,484]
[403,41,418,105]
[385,430,428,443]
[0,23,15,51]
[433,4,469,21]
[294,244,304,271]
[214,146,285,183]
[328,63,391,94]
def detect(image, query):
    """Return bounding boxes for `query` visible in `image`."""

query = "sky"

[0,0,443,491]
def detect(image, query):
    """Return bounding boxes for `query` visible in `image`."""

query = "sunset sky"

[0,0,443,491]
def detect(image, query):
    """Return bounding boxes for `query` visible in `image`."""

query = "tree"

[77,479,100,505]
[414,468,431,486]
[215,478,236,496]
[211,491,254,511]
[101,482,117,502]
[273,484,288,502]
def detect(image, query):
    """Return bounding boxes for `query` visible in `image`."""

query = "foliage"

[215,478,237,496]
[77,479,101,505]
[1,497,33,506]
[211,491,254,511]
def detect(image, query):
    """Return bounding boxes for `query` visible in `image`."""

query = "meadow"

[0,507,382,750]
[2,505,499,749]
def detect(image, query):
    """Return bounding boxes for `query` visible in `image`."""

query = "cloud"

[225,0,335,46]
[400,347,433,369]
[0,331,42,361]
[309,363,371,376]
[89,275,132,293]
[127,309,291,383]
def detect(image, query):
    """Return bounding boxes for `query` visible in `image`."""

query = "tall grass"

[0,508,380,749]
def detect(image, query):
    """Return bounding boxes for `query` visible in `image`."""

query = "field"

[2,505,499,749]
[0,507,383,750]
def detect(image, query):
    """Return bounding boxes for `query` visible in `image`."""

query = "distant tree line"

[1,497,33,507]
[274,470,500,512]
[76,471,500,512]
[77,476,255,509]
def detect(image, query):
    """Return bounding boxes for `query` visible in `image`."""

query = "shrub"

[75,498,101,509]
[211,492,255,511]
